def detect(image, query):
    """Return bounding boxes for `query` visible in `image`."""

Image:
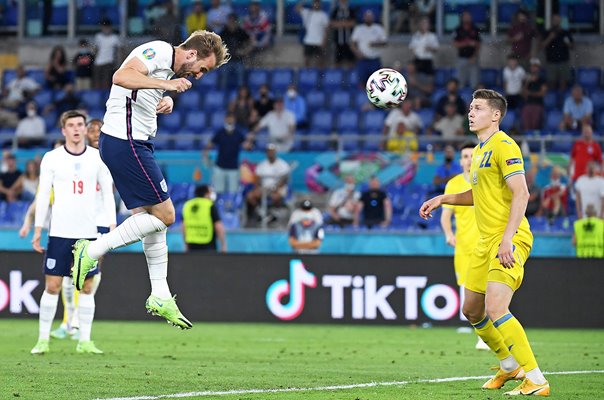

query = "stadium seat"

[417,108,435,130]
[247,69,270,92]
[362,110,385,132]
[196,70,218,90]
[335,109,359,132]
[298,68,319,92]
[480,68,500,87]
[169,183,194,204]
[43,111,58,131]
[576,67,602,90]
[28,70,46,87]
[597,111,604,130]
[354,90,370,109]
[203,90,226,111]
[500,109,516,132]
[545,110,563,132]
[459,87,473,106]
[544,91,559,110]
[210,110,226,131]
[80,90,105,110]
[6,201,30,226]
[434,68,454,87]
[270,68,295,93]
[2,69,16,87]
[172,130,199,150]
[158,111,182,133]
[309,110,334,134]
[184,112,207,131]
[590,89,604,111]
[305,90,326,111]
[179,91,200,110]
[33,90,54,109]
[50,5,68,25]
[221,211,240,229]
[498,2,520,26]
[569,3,598,30]
[321,69,346,91]
[342,135,362,151]
[329,90,352,109]
[348,68,359,87]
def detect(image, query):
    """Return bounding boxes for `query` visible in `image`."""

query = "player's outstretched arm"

[498,174,530,268]
[419,189,473,220]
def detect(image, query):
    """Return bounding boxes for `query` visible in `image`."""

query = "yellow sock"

[494,313,538,372]
[471,315,511,360]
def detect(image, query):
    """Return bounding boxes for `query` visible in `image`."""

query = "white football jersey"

[95,168,117,228]
[35,146,115,239]
[102,40,175,140]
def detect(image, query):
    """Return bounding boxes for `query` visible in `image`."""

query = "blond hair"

[59,110,87,128]
[472,89,507,121]
[180,30,230,69]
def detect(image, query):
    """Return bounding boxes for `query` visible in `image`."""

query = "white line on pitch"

[95,369,604,400]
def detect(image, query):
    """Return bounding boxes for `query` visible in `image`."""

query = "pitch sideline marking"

[96,369,604,400]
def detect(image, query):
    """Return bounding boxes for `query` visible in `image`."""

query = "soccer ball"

[365,68,408,109]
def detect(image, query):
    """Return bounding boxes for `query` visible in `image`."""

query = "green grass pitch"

[1,320,602,399]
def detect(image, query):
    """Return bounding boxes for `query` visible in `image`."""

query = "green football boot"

[50,326,69,340]
[71,239,97,290]
[30,339,49,355]
[76,341,104,354]
[145,294,193,330]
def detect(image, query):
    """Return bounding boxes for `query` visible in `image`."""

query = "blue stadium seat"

[500,109,516,132]
[169,183,194,204]
[545,110,563,132]
[51,6,68,25]
[203,90,226,111]
[354,90,370,109]
[305,90,326,111]
[430,88,447,106]
[362,110,385,132]
[336,109,359,131]
[459,87,473,105]
[80,90,105,110]
[342,135,361,151]
[221,211,241,230]
[329,90,352,109]
[576,67,601,90]
[2,69,16,87]
[247,69,270,91]
[321,69,346,91]
[356,4,383,23]
[590,89,604,111]
[480,68,500,87]
[87,108,105,121]
[43,111,58,131]
[6,201,30,226]
[569,3,598,29]
[434,68,453,87]
[417,108,435,129]
[298,68,319,92]
[528,216,549,233]
[544,91,559,110]
[172,130,199,150]
[498,2,520,26]
[179,91,200,110]
[28,70,46,87]
[270,68,295,93]
[184,112,207,131]
[196,70,218,90]
[309,110,334,134]
[348,68,359,87]
[3,3,17,26]
[597,111,604,130]
[33,90,54,109]
[210,110,226,131]
[158,111,182,133]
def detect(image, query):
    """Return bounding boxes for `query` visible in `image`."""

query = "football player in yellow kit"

[420,89,549,396]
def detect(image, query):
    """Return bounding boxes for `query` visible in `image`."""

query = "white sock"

[38,291,59,341]
[78,293,95,342]
[91,273,102,296]
[143,230,172,299]
[62,277,75,329]
[526,367,547,384]
[500,355,520,372]
[87,212,167,259]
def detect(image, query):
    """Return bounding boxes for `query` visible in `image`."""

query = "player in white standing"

[71,30,230,329]
[31,110,116,354]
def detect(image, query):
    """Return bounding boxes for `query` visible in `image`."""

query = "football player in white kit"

[30,110,116,354]
[72,30,229,329]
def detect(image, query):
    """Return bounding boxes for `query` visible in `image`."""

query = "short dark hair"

[460,141,477,151]
[194,185,210,198]
[87,118,103,128]
[472,89,507,121]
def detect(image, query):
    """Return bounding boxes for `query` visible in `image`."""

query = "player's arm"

[214,221,227,253]
[98,164,117,228]
[113,57,191,93]
[499,173,530,268]
[19,198,36,238]
[33,157,54,253]
[575,190,583,219]
[381,197,392,227]
[419,189,473,220]
[440,207,456,247]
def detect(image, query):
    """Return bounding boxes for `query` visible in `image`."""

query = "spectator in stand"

[507,10,536,69]
[453,11,481,89]
[405,61,434,109]
[572,204,604,258]
[433,145,462,193]
[1,65,39,110]
[409,17,439,77]
[385,121,418,154]
[182,185,226,253]
[288,199,324,254]
[390,0,411,33]
[431,102,465,140]
[15,102,46,149]
[249,98,296,153]
[411,0,436,29]
[541,166,568,221]
[242,0,272,52]
[521,58,547,131]
[44,83,81,117]
[297,0,330,68]
[503,55,526,110]
[350,10,388,86]
[185,1,207,35]
[72,39,95,91]
[44,46,70,90]
[560,85,593,131]
[220,14,253,90]
[327,175,361,227]
[93,18,120,89]
[355,176,392,229]
[207,0,232,34]
[525,170,541,217]
[575,162,604,219]
[330,0,357,67]
[16,159,40,202]
[228,86,258,129]
[204,113,252,194]
[0,152,22,202]
[245,143,291,217]
[435,78,466,118]
[570,124,602,183]
[153,1,182,45]
[540,13,573,92]
[284,84,307,128]
[383,100,423,144]
[254,84,274,118]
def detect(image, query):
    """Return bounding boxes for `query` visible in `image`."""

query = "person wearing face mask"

[283,84,307,128]
[182,185,227,252]
[433,144,462,193]
[204,113,252,194]
[327,175,361,227]
[15,101,46,149]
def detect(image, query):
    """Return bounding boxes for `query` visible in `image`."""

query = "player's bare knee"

[485,304,507,322]
[160,211,176,226]
[462,306,483,324]
[45,282,61,295]
[81,279,94,294]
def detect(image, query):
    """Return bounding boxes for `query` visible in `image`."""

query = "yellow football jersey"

[443,173,479,255]
[470,131,532,243]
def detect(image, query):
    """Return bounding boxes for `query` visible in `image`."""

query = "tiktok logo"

[266,260,317,320]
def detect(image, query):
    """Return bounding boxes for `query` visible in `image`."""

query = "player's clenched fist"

[419,195,442,220]
[165,78,192,93]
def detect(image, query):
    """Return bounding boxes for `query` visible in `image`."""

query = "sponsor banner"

[0,252,602,327]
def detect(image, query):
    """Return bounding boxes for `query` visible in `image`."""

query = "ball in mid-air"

[365,68,408,109]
